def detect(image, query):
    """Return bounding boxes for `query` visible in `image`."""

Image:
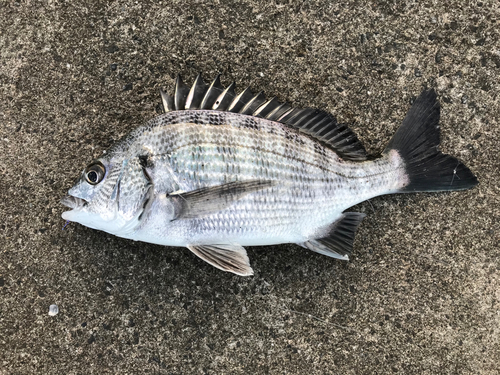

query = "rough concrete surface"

[1,1,499,374]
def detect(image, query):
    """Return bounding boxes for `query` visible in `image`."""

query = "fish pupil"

[87,171,98,183]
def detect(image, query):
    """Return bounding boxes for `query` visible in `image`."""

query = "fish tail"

[384,89,478,192]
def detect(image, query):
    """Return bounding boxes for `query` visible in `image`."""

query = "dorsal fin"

[200,74,224,109]
[160,74,367,161]
[266,102,292,121]
[279,108,367,161]
[253,97,281,118]
[160,89,175,112]
[240,92,266,115]
[228,87,254,112]
[185,73,207,110]
[174,75,190,110]
[213,81,236,110]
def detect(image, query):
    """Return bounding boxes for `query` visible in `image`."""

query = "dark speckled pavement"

[1,1,498,374]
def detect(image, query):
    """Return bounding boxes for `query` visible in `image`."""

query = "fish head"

[61,153,152,235]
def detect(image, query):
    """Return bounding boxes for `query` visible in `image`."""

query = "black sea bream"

[61,74,478,275]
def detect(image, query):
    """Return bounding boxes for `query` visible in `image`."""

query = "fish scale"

[61,74,477,276]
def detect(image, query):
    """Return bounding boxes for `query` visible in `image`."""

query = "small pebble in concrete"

[48,304,59,316]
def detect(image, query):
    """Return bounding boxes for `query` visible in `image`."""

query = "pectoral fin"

[187,244,253,276]
[168,180,276,220]
[299,212,366,260]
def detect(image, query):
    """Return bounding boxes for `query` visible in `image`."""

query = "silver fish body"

[114,111,405,245]
[62,75,477,275]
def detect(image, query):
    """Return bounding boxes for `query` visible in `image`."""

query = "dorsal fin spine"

[213,82,236,110]
[276,108,294,122]
[200,74,223,109]
[160,89,175,112]
[265,102,291,121]
[185,73,206,110]
[174,75,190,110]
[228,87,253,112]
[240,91,266,115]
[254,97,281,117]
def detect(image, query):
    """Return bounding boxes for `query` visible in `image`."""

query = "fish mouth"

[60,194,87,209]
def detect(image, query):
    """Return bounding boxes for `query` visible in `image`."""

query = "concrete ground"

[1,1,499,374]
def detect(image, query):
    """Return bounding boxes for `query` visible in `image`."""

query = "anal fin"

[187,244,253,276]
[299,212,366,260]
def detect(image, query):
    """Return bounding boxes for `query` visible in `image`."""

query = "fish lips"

[60,194,87,210]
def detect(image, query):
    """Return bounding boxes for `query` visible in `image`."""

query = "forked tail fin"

[384,89,478,192]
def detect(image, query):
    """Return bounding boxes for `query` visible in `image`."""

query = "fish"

[61,74,478,276]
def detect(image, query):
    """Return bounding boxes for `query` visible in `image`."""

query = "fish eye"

[84,162,106,185]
